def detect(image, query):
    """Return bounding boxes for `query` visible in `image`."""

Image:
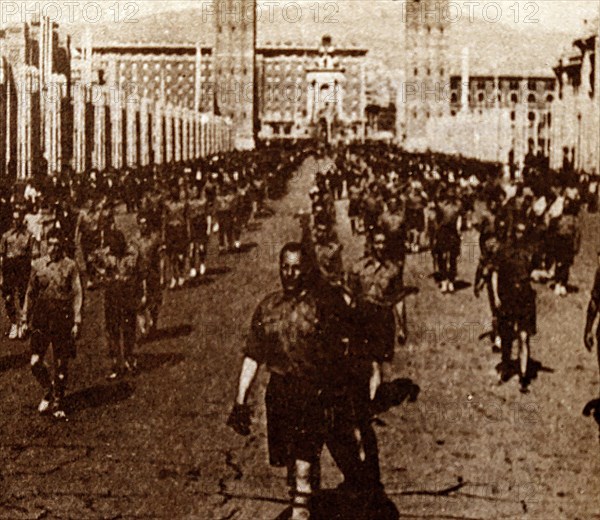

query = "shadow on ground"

[0,352,29,374]
[64,381,135,413]
[206,266,232,276]
[583,398,600,428]
[274,489,399,520]
[372,378,420,416]
[142,324,193,343]
[137,352,186,373]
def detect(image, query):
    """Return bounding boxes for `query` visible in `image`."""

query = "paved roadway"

[0,157,599,519]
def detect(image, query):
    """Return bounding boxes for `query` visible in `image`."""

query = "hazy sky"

[2,0,599,35]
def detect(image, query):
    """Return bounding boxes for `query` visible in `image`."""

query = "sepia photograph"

[0,0,599,518]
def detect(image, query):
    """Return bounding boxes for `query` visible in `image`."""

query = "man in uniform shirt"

[163,186,188,289]
[492,220,536,392]
[301,210,344,292]
[349,228,403,387]
[136,215,164,338]
[216,181,238,254]
[1,206,34,339]
[21,228,83,419]
[435,186,462,294]
[228,243,381,519]
[474,193,502,350]
[378,196,408,344]
[95,215,142,379]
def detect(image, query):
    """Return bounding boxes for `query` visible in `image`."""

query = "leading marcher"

[21,228,83,419]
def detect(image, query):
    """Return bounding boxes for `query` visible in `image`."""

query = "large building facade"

[550,24,600,175]
[257,36,367,141]
[85,36,368,145]
[1,18,233,180]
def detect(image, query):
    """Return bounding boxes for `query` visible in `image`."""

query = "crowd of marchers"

[0,141,311,420]
[228,141,600,520]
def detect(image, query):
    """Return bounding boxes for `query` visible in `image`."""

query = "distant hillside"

[63,3,577,78]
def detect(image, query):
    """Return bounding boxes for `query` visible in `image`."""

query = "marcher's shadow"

[206,266,232,276]
[372,378,420,415]
[0,352,29,374]
[583,398,600,428]
[64,381,135,413]
[452,280,471,292]
[186,276,215,289]
[142,324,193,343]
[136,352,186,373]
[275,489,399,520]
[494,358,554,383]
[527,358,554,381]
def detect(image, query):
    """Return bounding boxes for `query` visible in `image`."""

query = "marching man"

[21,228,83,419]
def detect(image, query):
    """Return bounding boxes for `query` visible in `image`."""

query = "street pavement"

[1,156,599,519]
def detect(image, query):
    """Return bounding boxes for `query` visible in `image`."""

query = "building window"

[510,93,518,103]
[509,80,518,90]
[528,79,537,90]
[440,68,445,77]
[546,94,554,103]
[414,68,418,77]
[528,111,536,122]
[510,111,516,121]
[477,81,485,89]
[527,93,536,104]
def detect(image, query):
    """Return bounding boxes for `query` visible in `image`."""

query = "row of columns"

[1,69,233,179]
[72,82,233,174]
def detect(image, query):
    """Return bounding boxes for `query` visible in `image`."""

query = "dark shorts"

[265,374,326,467]
[499,286,537,336]
[357,302,396,363]
[166,224,188,256]
[2,257,30,295]
[348,199,361,218]
[406,208,425,232]
[435,227,461,254]
[104,293,138,341]
[189,216,208,242]
[553,235,575,266]
[31,300,76,359]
